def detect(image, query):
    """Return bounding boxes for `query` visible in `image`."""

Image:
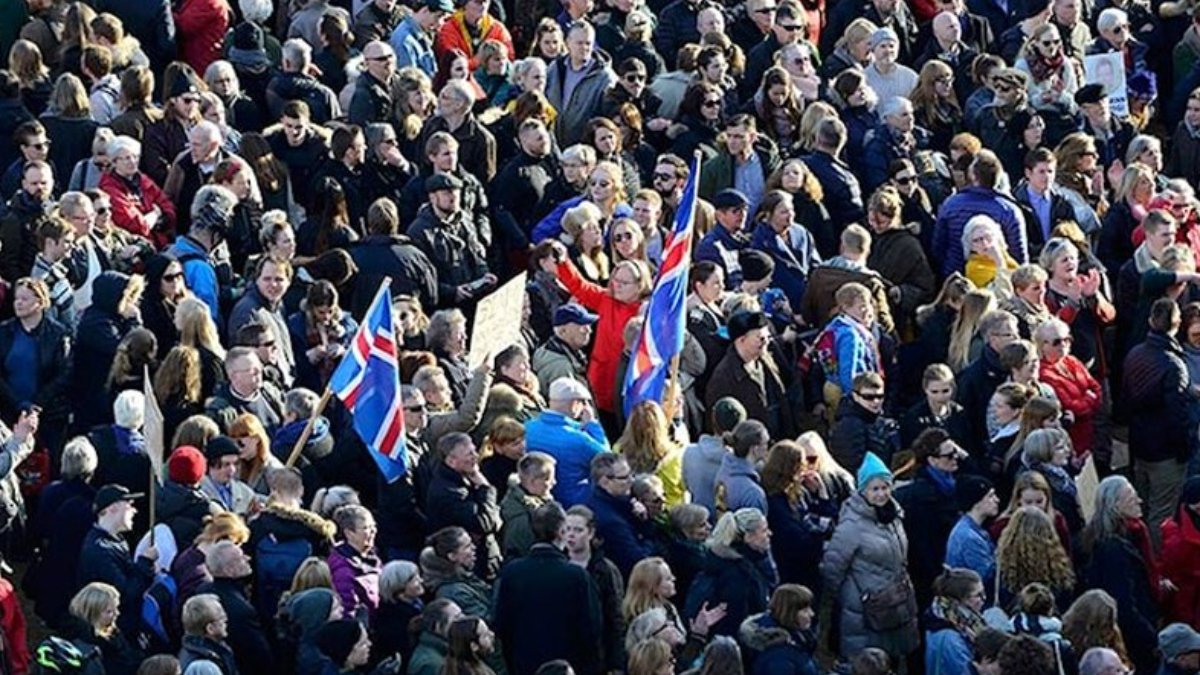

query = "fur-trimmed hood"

[263,501,336,540]
[739,612,793,651]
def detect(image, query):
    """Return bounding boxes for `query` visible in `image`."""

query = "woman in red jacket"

[174,0,233,76]
[1036,316,1102,461]
[98,136,177,249]
[549,240,649,437]
[1162,477,1200,630]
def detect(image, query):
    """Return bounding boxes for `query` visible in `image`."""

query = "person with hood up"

[820,452,919,666]
[682,398,746,514]
[737,584,820,675]
[72,271,143,432]
[159,446,223,549]
[276,587,339,675]
[924,568,989,675]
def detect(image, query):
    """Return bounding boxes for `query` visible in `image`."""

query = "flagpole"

[148,471,157,547]
[665,151,703,401]
[285,386,334,468]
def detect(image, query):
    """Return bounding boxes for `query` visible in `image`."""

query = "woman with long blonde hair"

[947,288,997,372]
[154,345,204,446]
[616,401,686,506]
[910,60,962,151]
[175,295,226,400]
[8,39,52,114]
[229,413,279,493]
[996,506,1075,603]
[622,557,684,630]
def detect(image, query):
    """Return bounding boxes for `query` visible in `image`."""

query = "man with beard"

[0,159,56,281]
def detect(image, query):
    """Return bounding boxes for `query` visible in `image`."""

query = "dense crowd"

[3,0,1200,673]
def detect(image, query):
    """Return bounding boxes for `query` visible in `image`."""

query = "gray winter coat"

[545,53,618,147]
[819,491,920,660]
[682,435,726,513]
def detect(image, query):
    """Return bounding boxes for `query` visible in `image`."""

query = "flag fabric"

[623,156,701,417]
[330,282,407,482]
[143,366,164,477]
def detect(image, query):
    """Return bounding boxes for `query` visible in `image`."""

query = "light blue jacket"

[925,627,973,675]
[167,236,219,322]
[945,514,996,592]
[524,410,610,507]
[714,454,767,515]
[390,15,435,78]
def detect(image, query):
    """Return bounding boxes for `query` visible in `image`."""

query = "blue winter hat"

[856,452,893,490]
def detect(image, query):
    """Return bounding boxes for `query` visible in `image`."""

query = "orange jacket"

[434,11,514,70]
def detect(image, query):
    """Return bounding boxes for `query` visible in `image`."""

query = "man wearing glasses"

[744,0,805,99]
[350,41,401,127]
[1075,83,1135,170]
[956,310,1020,456]
[0,121,52,201]
[731,0,777,53]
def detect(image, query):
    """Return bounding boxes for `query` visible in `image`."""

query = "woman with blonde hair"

[155,345,205,447]
[761,436,852,593]
[1061,590,1130,667]
[228,413,280,494]
[562,201,611,284]
[1014,23,1078,114]
[289,557,335,594]
[917,273,974,367]
[766,159,834,258]
[947,288,997,372]
[1098,162,1157,273]
[616,401,686,506]
[622,557,685,631]
[989,466,1072,549]
[175,296,226,401]
[1002,395,1063,472]
[962,215,1019,290]
[822,18,877,79]
[534,160,633,244]
[995,506,1076,604]
[67,582,144,674]
[609,217,649,268]
[627,637,675,675]
[42,72,99,181]
[8,39,52,114]
[910,60,963,151]
[797,101,837,152]
[692,508,776,636]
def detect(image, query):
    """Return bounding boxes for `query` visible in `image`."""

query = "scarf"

[927,466,957,496]
[931,595,988,640]
[1027,48,1066,83]
[874,499,899,524]
[1035,462,1078,500]
[1124,517,1161,595]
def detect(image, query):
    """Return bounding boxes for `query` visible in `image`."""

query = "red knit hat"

[168,446,207,485]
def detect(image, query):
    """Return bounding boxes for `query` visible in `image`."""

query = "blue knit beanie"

[856,452,893,491]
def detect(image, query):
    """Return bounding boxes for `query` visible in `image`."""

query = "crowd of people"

[4,0,1200,673]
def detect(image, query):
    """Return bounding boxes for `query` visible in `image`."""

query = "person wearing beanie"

[143,67,204,187]
[738,249,776,296]
[1161,477,1200,629]
[312,619,371,675]
[160,446,224,548]
[946,475,1000,591]
[276,587,338,673]
[705,310,797,440]
[821,451,919,665]
[683,397,748,512]
[697,189,752,289]
[864,27,919,101]
[199,436,259,516]
[896,428,970,608]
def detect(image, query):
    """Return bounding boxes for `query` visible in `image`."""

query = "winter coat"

[698,143,781,203]
[899,399,971,451]
[829,399,900,474]
[328,542,381,621]
[494,543,604,675]
[546,53,618,147]
[553,258,639,413]
[349,234,439,318]
[178,635,239,675]
[524,410,609,507]
[1166,121,1200,189]
[766,487,843,593]
[932,186,1029,276]
[71,272,141,431]
[820,492,920,660]
[705,347,796,441]
[418,113,497,183]
[40,115,99,187]
[98,171,177,248]
[59,615,142,675]
[895,467,962,606]
[1080,531,1160,673]
[801,150,865,234]
[265,72,341,125]
[420,549,494,621]
[425,462,502,579]
[1161,508,1200,629]
[194,577,272,675]
[690,543,778,637]
[868,226,936,335]
[158,481,220,547]
[0,314,71,424]
[1040,355,1102,454]
[372,598,421,668]
[1123,331,1192,463]
[77,526,156,636]
[499,483,551,559]
[738,613,820,675]
[682,435,726,513]
[956,345,1008,459]
[801,264,895,336]
[408,205,491,306]
[407,631,448,675]
[586,488,658,578]
[945,514,996,588]
[0,190,55,281]
[750,221,821,309]
[174,0,231,74]
[30,478,94,626]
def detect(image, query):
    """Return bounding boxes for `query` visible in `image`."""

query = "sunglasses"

[895,175,915,185]
[25,141,50,150]
[590,179,613,188]
[934,452,961,460]
[624,73,646,83]
[95,206,111,214]
[366,54,395,62]
[1040,39,1062,46]
[653,172,675,181]
[857,391,885,401]
[613,232,635,242]
[802,455,820,466]
[405,404,428,413]
[162,272,184,282]
[702,98,722,107]
[1050,336,1073,347]
[778,23,803,31]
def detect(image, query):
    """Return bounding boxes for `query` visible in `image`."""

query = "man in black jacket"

[408,173,495,309]
[163,121,228,236]
[77,485,157,636]
[743,2,804,99]
[377,385,432,561]
[957,310,1019,459]
[349,197,439,318]
[802,118,865,237]
[265,39,341,124]
[0,159,56,281]
[425,432,502,580]
[492,118,558,255]
[92,0,175,70]
[196,541,273,675]
[494,503,603,675]
[349,41,399,127]
[655,0,714,69]
[1124,298,1192,547]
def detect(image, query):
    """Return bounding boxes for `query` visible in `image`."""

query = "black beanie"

[955,475,994,513]
[739,249,775,283]
[315,619,363,668]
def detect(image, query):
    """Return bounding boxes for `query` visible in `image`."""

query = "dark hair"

[1023,146,1056,171]
[330,124,363,162]
[679,82,723,120]
[690,260,721,291]
[534,661,574,675]
[996,635,1055,675]
[1151,296,1181,332]
[725,419,768,459]
[13,120,45,147]
[310,177,351,252]
[234,321,271,348]
[531,502,567,543]
[319,12,352,61]
[912,427,951,464]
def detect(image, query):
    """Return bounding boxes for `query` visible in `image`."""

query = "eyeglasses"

[24,140,50,150]
[653,171,676,182]
[405,404,428,413]
[895,175,915,185]
[1050,336,1073,346]
[613,232,635,242]
[624,73,646,83]
[934,452,961,461]
[778,23,803,31]
[857,391,885,401]
[366,54,395,62]
[702,98,722,107]
[1040,39,1062,46]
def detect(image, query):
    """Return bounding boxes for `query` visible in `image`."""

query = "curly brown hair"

[996,506,1075,594]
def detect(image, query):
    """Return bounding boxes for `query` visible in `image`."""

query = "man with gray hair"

[956,309,1019,454]
[426,432,502,579]
[802,117,865,234]
[265,38,342,123]
[862,95,930,192]
[31,434,95,625]
[499,452,557,558]
[545,20,617,147]
[419,79,498,182]
[167,184,238,322]
[164,120,228,233]
[1078,647,1127,675]
[196,540,273,675]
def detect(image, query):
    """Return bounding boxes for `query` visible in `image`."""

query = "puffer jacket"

[328,542,381,622]
[820,492,920,660]
[71,272,141,431]
[738,612,820,675]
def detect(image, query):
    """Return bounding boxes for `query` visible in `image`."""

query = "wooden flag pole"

[148,470,157,547]
[285,386,334,469]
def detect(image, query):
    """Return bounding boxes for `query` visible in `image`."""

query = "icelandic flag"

[330,282,407,482]
[622,155,701,417]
